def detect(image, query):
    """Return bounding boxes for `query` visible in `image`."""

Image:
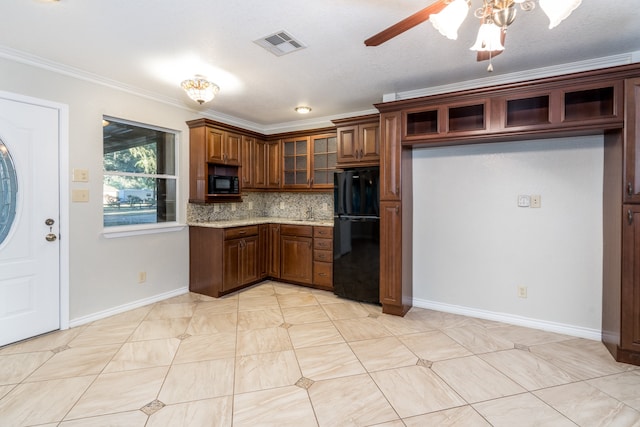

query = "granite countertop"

[188,217,334,228]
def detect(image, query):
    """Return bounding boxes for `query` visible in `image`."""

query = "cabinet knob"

[360,149,363,159]
[628,209,634,226]
[628,182,634,196]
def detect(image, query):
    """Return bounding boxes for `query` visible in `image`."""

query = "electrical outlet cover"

[517,195,531,207]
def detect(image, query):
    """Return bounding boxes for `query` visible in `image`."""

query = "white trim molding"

[412,297,602,341]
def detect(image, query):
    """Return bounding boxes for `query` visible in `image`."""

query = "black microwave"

[208,175,239,194]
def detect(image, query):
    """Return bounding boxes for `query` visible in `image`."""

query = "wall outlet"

[71,189,89,202]
[517,286,527,298]
[248,201,253,210]
[72,168,89,182]
[231,203,236,212]
[280,201,285,209]
[322,202,328,211]
[531,195,541,208]
[138,271,147,284]
[214,204,220,213]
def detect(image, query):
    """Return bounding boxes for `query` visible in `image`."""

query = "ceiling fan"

[365,0,582,71]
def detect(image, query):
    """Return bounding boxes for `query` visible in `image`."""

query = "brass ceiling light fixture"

[430,0,582,71]
[181,76,219,105]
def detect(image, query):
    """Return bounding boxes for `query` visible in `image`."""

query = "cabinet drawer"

[314,261,333,286]
[314,249,332,262]
[313,226,333,238]
[224,225,259,240]
[314,238,333,251]
[280,224,313,237]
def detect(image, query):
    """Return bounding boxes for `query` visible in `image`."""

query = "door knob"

[45,218,55,226]
[45,233,57,242]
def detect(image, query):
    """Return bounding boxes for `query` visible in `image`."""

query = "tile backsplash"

[188,192,334,223]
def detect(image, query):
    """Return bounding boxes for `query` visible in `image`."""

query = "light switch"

[72,189,89,202]
[517,195,530,207]
[72,168,89,182]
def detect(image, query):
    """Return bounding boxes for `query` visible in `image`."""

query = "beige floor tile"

[145,302,197,320]
[26,344,120,381]
[282,305,330,324]
[274,282,313,295]
[0,327,84,355]
[147,396,233,427]
[288,321,345,349]
[368,421,406,427]
[399,330,472,362]
[160,292,207,304]
[59,411,148,426]
[159,358,234,405]
[348,336,418,372]
[589,371,640,411]
[236,326,292,356]
[65,367,167,419]
[277,292,319,308]
[321,301,371,320]
[193,298,239,316]
[404,406,491,427]
[186,312,238,335]
[240,282,276,297]
[333,317,392,342]
[473,393,575,427]
[406,308,479,330]
[68,321,138,347]
[371,365,466,418]
[488,324,572,347]
[0,351,52,384]
[173,332,236,364]
[238,294,280,311]
[129,318,190,341]
[376,312,435,335]
[233,386,317,427]
[530,338,631,380]
[0,384,15,399]
[237,307,284,330]
[443,325,514,354]
[312,289,342,304]
[480,348,578,390]
[296,343,366,381]
[103,338,180,372]
[431,356,525,403]
[534,382,640,426]
[0,375,95,426]
[235,350,301,393]
[309,374,399,427]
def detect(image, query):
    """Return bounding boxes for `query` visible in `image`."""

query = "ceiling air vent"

[254,31,306,56]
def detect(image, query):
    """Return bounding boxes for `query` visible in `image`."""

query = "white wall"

[412,135,604,333]
[1,57,194,322]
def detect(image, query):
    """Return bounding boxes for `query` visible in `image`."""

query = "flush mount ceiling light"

[295,106,312,114]
[365,0,582,72]
[181,76,219,105]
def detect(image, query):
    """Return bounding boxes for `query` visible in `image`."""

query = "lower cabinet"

[268,223,281,278]
[313,226,333,289]
[280,225,314,285]
[619,205,640,363]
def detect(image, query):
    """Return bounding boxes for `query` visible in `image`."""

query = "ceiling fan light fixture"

[181,76,219,105]
[539,0,582,29]
[470,22,505,52]
[429,0,470,40]
[492,3,517,28]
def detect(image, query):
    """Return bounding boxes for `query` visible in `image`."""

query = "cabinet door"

[622,205,640,352]
[267,141,281,188]
[282,137,310,188]
[380,112,402,201]
[380,201,403,312]
[337,125,358,163]
[268,224,281,277]
[360,122,380,163]
[225,132,242,165]
[242,236,259,285]
[241,135,254,188]
[625,78,640,203]
[206,127,225,163]
[222,239,242,291]
[254,140,267,188]
[311,134,337,189]
[258,225,269,278]
[280,235,313,284]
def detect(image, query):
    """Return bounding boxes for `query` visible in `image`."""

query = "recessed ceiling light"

[295,106,312,114]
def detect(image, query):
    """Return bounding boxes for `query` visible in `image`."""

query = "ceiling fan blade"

[365,0,448,47]
[476,29,507,62]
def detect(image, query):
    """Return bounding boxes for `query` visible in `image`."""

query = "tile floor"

[1,280,640,426]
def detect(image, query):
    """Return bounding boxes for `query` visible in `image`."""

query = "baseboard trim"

[69,287,189,328]
[412,297,601,341]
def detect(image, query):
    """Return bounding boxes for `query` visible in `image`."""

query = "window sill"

[102,223,186,239]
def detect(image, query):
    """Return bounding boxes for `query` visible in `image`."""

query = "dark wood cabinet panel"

[267,141,281,188]
[625,78,640,203]
[379,201,405,314]
[268,224,281,278]
[380,111,402,201]
[621,205,640,361]
[241,135,255,189]
[333,115,380,167]
[280,235,313,284]
[259,224,269,278]
[206,128,241,166]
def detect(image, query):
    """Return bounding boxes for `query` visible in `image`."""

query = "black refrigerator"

[333,167,380,304]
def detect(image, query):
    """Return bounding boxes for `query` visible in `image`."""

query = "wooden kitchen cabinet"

[253,139,280,189]
[267,141,281,188]
[620,205,640,361]
[333,114,380,167]
[241,135,255,188]
[268,223,281,277]
[313,226,333,289]
[206,127,241,165]
[280,224,313,285]
[380,111,402,201]
[282,136,310,188]
[280,130,337,190]
[625,78,640,203]
[311,134,337,189]
[258,224,269,278]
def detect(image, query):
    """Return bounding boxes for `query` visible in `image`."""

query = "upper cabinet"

[206,127,241,165]
[333,114,380,167]
[280,129,336,190]
[625,77,640,203]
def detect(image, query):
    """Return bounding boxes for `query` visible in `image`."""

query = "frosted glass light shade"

[181,77,219,105]
[539,0,582,29]
[470,23,505,52]
[429,0,470,40]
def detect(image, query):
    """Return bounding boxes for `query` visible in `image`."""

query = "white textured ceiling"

[2,1,640,132]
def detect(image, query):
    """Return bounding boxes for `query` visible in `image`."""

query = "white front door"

[0,94,61,347]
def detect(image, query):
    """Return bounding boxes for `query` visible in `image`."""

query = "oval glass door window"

[0,139,18,245]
